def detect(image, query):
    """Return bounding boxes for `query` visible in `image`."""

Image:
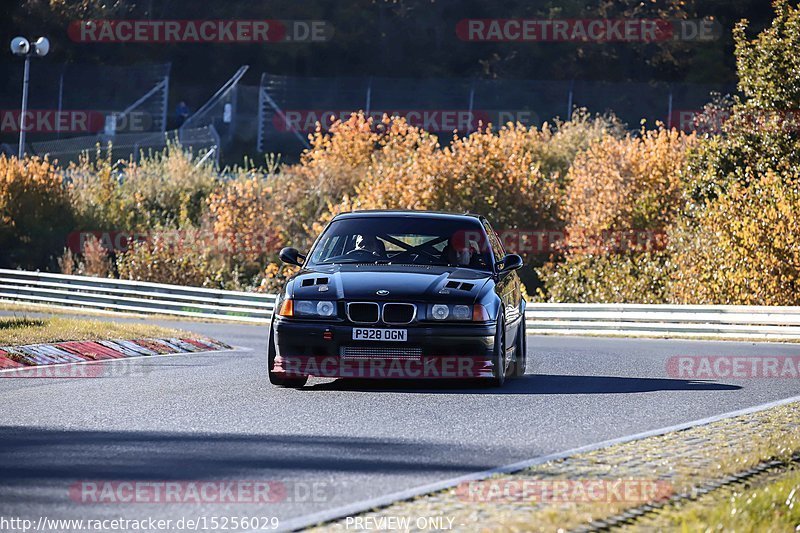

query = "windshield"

[307,216,493,270]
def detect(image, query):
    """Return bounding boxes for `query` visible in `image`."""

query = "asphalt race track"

[1,313,799,531]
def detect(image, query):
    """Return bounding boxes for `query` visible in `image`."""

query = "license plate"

[352,328,408,342]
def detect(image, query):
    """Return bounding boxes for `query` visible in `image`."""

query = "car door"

[482,219,522,347]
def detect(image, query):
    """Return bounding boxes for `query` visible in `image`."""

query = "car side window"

[482,221,505,262]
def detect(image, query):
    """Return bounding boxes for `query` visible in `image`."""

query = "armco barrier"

[0,269,274,323]
[524,303,800,340]
[2,270,800,339]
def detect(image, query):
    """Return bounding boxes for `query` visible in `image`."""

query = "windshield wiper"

[317,259,392,265]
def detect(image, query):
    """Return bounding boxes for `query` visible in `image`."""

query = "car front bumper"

[272,318,497,379]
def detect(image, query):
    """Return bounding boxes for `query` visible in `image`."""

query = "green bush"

[68,141,218,232]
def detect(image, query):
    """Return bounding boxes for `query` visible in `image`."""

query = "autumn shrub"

[667,1,800,305]
[258,262,300,294]
[535,126,694,302]
[332,110,623,233]
[66,150,127,230]
[531,108,626,187]
[68,141,218,231]
[534,252,672,304]
[115,230,245,290]
[0,155,75,269]
[333,117,444,216]
[274,113,382,250]
[205,170,281,264]
[437,123,564,230]
[125,142,218,228]
[253,110,624,291]
[562,126,696,254]
[668,170,800,305]
[57,235,113,278]
[317,119,565,290]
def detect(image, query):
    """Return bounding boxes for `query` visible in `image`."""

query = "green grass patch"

[636,466,800,532]
[0,315,190,346]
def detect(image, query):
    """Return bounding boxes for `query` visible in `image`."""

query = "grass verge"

[0,299,250,324]
[630,465,800,532]
[0,315,190,346]
[314,401,800,532]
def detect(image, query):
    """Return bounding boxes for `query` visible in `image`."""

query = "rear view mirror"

[497,254,523,275]
[279,247,305,266]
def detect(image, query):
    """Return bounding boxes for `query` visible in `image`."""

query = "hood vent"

[301,277,329,287]
[445,281,475,291]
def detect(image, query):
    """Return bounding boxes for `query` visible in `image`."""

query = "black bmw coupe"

[268,210,527,388]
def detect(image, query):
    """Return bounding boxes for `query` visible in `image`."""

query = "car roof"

[332,209,484,222]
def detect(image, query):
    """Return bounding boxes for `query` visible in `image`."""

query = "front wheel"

[489,316,507,387]
[268,325,308,388]
[511,322,527,377]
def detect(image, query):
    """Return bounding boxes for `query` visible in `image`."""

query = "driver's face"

[355,234,377,252]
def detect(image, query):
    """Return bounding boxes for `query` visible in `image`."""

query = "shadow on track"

[0,427,494,484]
[304,374,742,394]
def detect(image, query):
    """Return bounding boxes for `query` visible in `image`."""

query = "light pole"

[10,36,50,159]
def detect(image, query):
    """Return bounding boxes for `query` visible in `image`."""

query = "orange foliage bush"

[563,126,696,254]
[276,114,382,249]
[115,230,242,289]
[331,120,566,235]
[668,170,800,305]
[256,111,621,290]
[0,155,74,269]
[57,235,113,278]
[206,174,280,263]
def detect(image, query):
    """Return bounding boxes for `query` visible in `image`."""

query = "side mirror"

[497,253,523,275]
[279,247,305,267]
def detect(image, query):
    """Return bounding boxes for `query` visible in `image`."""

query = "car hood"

[288,264,491,303]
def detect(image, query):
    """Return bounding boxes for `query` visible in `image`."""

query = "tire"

[511,321,527,377]
[268,323,308,388]
[489,315,507,387]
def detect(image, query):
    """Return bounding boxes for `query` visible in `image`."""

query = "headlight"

[316,300,336,317]
[295,300,316,315]
[278,299,338,318]
[431,304,450,320]
[427,304,490,322]
[452,305,471,320]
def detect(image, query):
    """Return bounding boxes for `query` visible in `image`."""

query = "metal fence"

[28,125,220,165]
[0,62,171,123]
[0,62,738,162]
[256,74,737,155]
[3,270,800,340]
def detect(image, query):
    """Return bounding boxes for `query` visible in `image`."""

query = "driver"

[446,231,478,266]
[354,234,383,255]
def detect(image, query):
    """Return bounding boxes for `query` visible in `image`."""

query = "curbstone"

[0,336,229,373]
